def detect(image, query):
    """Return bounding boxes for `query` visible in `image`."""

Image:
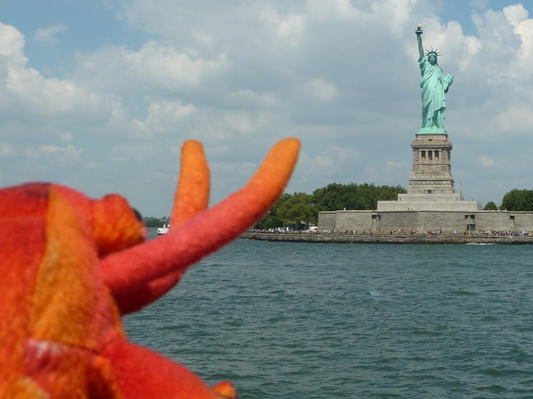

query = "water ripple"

[125,241,533,398]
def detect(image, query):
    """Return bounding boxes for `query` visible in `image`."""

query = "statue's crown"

[426,48,440,57]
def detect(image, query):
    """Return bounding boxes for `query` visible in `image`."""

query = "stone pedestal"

[377,193,480,211]
[408,133,454,194]
[377,129,481,212]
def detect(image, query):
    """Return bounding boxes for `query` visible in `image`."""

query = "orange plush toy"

[0,138,300,399]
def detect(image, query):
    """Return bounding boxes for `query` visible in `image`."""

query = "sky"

[1,0,533,217]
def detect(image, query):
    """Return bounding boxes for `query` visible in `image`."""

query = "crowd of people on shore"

[252,228,533,237]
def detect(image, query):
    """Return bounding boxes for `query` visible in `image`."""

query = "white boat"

[157,224,170,235]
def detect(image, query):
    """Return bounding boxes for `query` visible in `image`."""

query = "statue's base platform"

[377,193,481,211]
[417,127,447,135]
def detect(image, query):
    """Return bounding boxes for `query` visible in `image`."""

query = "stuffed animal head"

[0,138,300,399]
[92,193,146,257]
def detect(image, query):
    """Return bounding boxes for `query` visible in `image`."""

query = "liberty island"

[316,25,533,234]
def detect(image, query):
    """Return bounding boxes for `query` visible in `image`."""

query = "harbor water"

[124,239,533,398]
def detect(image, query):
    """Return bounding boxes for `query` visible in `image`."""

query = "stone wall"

[378,211,417,231]
[513,212,533,231]
[377,211,467,232]
[335,211,374,231]
[317,211,336,230]
[475,211,513,231]
[318,209,533,232]
[377,198,480,211]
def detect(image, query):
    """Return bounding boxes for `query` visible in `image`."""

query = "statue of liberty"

[416,25,453,132]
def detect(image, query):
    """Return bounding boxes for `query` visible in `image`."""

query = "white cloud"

[256,5,305,46]
[222,111,274,135]
[495,104,533,132]
[0,144,15,156]
[0,22,118,130]
[503,4,533,68]
[361,159,408,186]
[307,0,364,21]
[477,155,496,168]
[308,78,337,102]
[6,68,102,115]
[295,145,361,186]
[0,23,25,60]
[229,89,279,108]
[223,111,257,135]
[60,132,73,141]
[25,144,82,160]
[385,160,406,170]
[504,4,529,26]
[76,41,229,98]
[307,0,417,34]
[123,41,229,89]
[371,0,418,34]
[34,24,68,44]
[106,141,155,164]
[134,100,195,135]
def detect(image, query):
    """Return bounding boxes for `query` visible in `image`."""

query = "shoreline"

[241,231,533,244]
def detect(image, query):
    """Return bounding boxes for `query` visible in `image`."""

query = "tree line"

[144,187,533,228]
[483,189,533,211]
[493,189,533,211]
[254,183,406,230]
[256,186,533,228]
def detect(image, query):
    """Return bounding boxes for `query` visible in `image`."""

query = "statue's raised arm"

[416,25,424,61]
[415,25,453,133]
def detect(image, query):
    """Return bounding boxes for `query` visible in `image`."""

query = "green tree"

[501,189,533,211]
[272,192,315,227]
[144,217,165,228]
[255,183,406,229]
[483,201,498,210]
[311,183,405,211]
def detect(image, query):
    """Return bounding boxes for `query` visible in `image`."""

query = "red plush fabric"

[0,138,300,398]
[100,339,220,399]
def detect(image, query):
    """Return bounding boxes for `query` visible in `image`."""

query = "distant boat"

[157,224,170,235]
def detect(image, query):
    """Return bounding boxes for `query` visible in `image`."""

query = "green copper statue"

[416,25,453,133]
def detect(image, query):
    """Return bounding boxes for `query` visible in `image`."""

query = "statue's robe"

[419,57,453,129]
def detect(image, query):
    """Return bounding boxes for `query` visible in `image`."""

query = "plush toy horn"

[101,138,300,313]
[105,140,211,313]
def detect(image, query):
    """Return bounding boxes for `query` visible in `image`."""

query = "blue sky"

[1,0,533,216]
